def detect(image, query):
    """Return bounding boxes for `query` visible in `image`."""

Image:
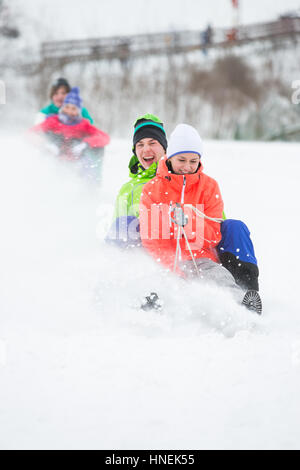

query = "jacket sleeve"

[201,179,224,249]
[106,183,141,248]
[106,215,141,248]
[30,117,54,134]
[82,107,94,124]
[82,121,110,148]
[28,118,57,149]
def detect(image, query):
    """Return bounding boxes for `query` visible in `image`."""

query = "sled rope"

[171,204,200,275]
[173,224,182,273]
[191,205,223,224]
[171,203,222,275]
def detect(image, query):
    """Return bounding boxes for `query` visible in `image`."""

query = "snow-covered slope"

[0,135,300,449]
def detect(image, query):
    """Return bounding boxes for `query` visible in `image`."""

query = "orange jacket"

[139,157,223,273]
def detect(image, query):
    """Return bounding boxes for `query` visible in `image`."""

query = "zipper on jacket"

[180,176,186,204]
[179,176,186,245]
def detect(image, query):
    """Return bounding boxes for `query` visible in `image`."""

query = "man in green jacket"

[112,113,167,222]
[107,113,260,308]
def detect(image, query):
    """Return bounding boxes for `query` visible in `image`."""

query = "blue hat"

[62,87,82,111]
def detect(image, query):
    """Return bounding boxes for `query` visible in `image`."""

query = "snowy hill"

[0,134,300,449]
[1,0,300,140]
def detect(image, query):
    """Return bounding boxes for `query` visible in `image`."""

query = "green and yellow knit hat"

[133,113,167,151]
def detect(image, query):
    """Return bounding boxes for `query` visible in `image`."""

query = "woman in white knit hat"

[139,124,262,314]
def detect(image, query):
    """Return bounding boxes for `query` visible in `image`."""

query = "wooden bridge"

[40,17,300,66]
[2,16,300,74]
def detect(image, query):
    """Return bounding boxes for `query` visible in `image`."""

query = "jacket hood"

[128,154,158,179]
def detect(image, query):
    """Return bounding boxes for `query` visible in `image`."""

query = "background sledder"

[35,77,93,125]
[30,87,110,183]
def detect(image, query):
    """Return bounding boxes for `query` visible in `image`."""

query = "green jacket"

[113,155,158,220]
[40,102,94,124]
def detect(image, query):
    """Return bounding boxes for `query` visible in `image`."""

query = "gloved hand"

[45,142,60,156]
[73,141,88,158]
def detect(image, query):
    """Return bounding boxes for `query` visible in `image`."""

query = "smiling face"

[52,86,68,108]
[135,138,165,169]
[60,103,80,118]
[169,152,200,174]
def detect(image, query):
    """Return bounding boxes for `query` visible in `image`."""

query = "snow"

[0,134,300,450]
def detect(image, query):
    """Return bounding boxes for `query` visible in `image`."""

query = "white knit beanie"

[166,124,203,159]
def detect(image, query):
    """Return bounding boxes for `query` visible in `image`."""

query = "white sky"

[15,0,300,40]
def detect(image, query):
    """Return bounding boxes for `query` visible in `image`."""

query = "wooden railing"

[1,17,300,73]
[40,17,300,64]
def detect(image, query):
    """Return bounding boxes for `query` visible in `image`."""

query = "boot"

[242,290,262,315]
[141,292,162,312]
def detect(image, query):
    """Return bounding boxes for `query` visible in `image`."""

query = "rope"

[191,205,224,224]
[173,224,182,273]
[171,204,199,275]
[181,226,200,275]
[170,203,222,275]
